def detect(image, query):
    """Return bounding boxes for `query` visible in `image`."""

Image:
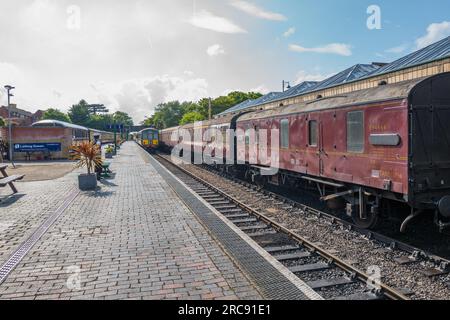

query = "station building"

[0,104,43,126]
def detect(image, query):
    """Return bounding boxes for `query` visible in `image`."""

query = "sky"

[0,0,450,123]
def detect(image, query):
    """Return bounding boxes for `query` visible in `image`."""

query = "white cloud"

[0,62,24,86]
[250,85,270,94]
[98,75,209,122]
[289,43,352,56]
[416,21,450,49]
[294,70,330,85]
[0,62,28,106]
[283,27,296,38]
[207,44,226,56]
[189,10,247,34]
[222,85,269,96]
[385,44,408,54]
[230,0,287,21]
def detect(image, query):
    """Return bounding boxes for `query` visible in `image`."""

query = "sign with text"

[14,143,62,152]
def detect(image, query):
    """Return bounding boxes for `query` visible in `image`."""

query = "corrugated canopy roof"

[218,92,282,116]
[32,120,88,131]
[219,99,254,115]
[311,64,380,91]
[271,81,319,103]
[246,92,282,107]
[217,36,450,117]
[368,36,450,77]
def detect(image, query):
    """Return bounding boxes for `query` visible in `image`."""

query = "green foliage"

[105,145,114,154]
[65,100,134,131]
[180,112,205,125]
[113,111,134,127]
[68,100,90,127]
[88,114,113,131]
[0,117,5,127]
[42,108,71,123]
[87,104,109,115]
[143,91,263,129]
[144,101,185,129]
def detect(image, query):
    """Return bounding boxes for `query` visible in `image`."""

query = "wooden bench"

[0,165,25,194]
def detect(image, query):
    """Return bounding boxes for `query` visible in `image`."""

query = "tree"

[142,91,265,129]
[113,111,134,127]
[68,100,90,126]
[88,114,113,131]
[180,112,205,125]
[87,104,109,115]
[0,117,5,127]
[42,108,71,123]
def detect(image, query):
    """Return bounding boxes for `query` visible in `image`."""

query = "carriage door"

[318,119,325,176]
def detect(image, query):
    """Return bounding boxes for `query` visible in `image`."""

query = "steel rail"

[200,164,450,269]
[154,154,410,301]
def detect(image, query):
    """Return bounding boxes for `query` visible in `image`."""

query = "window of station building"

[347,111,364,153]
[280,119,289,149]
[309,120,318,147]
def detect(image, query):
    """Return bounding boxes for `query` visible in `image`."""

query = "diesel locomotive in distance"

[137,128,159,152]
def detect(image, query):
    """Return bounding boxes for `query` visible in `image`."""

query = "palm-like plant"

[70,142,103,175]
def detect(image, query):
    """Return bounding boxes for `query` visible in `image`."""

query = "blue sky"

[0,0,449,122]
[239,0,450,85]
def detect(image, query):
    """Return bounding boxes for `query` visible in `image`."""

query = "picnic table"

[0,165,25,194]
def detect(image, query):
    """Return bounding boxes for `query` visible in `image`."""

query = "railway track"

[152,153,409,300]
[198,164,450,271]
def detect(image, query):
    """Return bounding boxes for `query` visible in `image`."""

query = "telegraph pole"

[4,85,15,168]
[208,98,212,121]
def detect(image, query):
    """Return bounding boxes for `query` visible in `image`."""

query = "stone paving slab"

[0,168,79,267]
[0,143,262,300]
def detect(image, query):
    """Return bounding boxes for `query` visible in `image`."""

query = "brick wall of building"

[11,127,73,160]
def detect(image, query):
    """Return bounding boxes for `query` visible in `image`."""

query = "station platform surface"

[0,142,319,300]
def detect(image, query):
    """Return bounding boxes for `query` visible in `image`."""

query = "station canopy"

[218,36,450,117]
[32,119,88,131]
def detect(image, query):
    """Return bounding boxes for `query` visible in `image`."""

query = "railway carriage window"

[309,121,318,147]
[280,119,289,149]
[347,111,364,153]
[245,130,250,145]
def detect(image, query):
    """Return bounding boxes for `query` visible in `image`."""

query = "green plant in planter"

[105,145,114,154]
[105,145,114,159]
[70,142,103,190]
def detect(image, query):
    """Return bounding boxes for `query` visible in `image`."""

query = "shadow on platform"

[0,194,26,207]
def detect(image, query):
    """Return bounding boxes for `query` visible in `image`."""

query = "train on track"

[155,73,450,232]
[136,128,159,152]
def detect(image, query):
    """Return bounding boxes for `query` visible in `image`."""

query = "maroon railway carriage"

[160,114,236,159]
[161,73,450,231]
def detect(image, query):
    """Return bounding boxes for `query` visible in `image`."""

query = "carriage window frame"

[347,111,365,153]
[309,120,318,147]
[280,119,289,149]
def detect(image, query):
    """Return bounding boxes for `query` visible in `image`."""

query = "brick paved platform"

[0,143,262,300]
[0,142,319,300]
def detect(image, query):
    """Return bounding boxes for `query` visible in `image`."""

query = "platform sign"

[14,143,62,152]
[107,124,124,130]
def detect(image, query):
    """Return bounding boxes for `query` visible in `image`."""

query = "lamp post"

[4,85,15,168]
[282,80,291,92]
